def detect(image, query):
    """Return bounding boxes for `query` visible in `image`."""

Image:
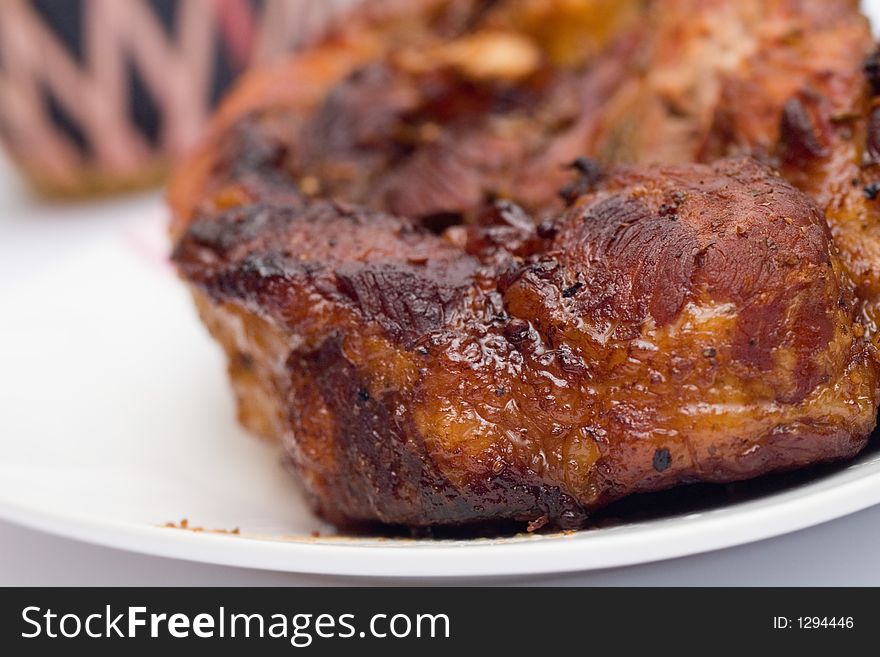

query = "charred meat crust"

[174,157,878,530]
[170,0,880,531]
[288,336,589,529]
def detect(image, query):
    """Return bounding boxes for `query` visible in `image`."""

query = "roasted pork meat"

[170,0,880,531]
[174,156,878,529]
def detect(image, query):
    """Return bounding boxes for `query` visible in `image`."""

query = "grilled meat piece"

[170,0,880,530]
[168,0,646,235]
[174,157,878,529]
[585,0,880,335]
[170,0,880,332]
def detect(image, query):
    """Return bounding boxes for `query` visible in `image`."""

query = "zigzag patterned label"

[0,0,357,188]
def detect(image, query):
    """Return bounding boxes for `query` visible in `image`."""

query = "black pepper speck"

[653,448,672,472]
[562,282,584,298]
[864,182,880,200]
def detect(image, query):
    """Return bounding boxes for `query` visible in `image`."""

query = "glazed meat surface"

[170,0,880,530]
[175,156,877,529]
[170,0,880,326]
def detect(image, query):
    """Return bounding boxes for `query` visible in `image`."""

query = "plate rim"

[2,461,880,578]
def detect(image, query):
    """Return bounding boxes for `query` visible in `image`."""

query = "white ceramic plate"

[2,189,880,579]
[4,0,880,576]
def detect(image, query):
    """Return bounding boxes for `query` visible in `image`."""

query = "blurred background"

[0,0,357,197]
